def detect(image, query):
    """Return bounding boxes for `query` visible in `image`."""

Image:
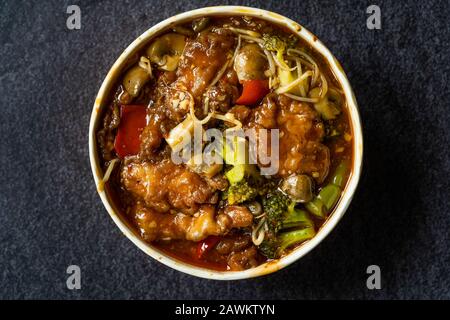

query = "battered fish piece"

[176,30,236,99]
[247,94,330,183]
[121,159,218,214]
[132,203,253,242]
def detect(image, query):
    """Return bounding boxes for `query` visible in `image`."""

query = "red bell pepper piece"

[196,236,220,259]
[236,79,270,105]
[114,105,147,158]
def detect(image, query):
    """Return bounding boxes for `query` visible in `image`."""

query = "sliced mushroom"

[246,201,262,216]
[234,43,268,82]
[280,174,314,203]
[146,33,186,71]
[122,65,151,97]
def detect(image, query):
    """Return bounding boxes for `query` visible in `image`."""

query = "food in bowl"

[96,15,353,271]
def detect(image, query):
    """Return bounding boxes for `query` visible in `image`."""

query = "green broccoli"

[221,134,277,205]
[263,34,286,52]
[281,202,315,229]
[262,191,290,232]
[258,232,278,259]
[263,34,289,69]
[263,33,305,95]
[224,179,258,205]
[263,33,297,54]
[223,171,276,205]
[259,227,316,259]
[277,227,316,253]
[258,195,316,259]
[305,161,349,218]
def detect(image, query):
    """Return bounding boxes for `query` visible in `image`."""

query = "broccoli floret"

[258,232,279,259]
[263,34,287,54]
[278,227,316,253]
[259,226,316,259]
[263,34,288,69]
[262,34,297,69]
[258,196,316,259]
[263,192,316,233]
[262,191,290,232]
[263,33,297,52]
[224,179,258,205]
[224,174,276,205]
[281,204,314,230]
[263,33,304,95]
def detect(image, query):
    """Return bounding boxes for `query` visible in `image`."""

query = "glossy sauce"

[98,16,354,271]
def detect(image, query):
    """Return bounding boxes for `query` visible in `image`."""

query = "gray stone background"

[0,0,449,299]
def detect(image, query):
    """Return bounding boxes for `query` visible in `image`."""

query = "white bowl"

[89,6,363,280]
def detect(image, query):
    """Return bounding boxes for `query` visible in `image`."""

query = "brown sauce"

[96,16,353,271]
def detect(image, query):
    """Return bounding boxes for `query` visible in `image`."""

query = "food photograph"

[0,0,449,306]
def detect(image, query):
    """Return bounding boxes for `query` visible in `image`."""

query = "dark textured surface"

[0,0,449,299]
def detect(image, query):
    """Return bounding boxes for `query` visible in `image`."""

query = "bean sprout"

[286,55,314,69]
[275,70,313,94]
[287,48,319,86]
[211,113,242,132]
[207,36,241,91]
[271,52,296,72]
[319,72,328,99]
[287,48,318,68]
[263,49,276,77]
[251,217,267,246]
[239,34,264,44]
[283,92,320,103]
[208,60,230,89]
[203,95,210,115]
[254,213,266,219]
[295,58,307,97]
[226,26,261,38]
[188,91,214,125]
[98,158,119,191]
[232,35,242,63]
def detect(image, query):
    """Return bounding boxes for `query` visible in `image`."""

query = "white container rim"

[88,6,363,280]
